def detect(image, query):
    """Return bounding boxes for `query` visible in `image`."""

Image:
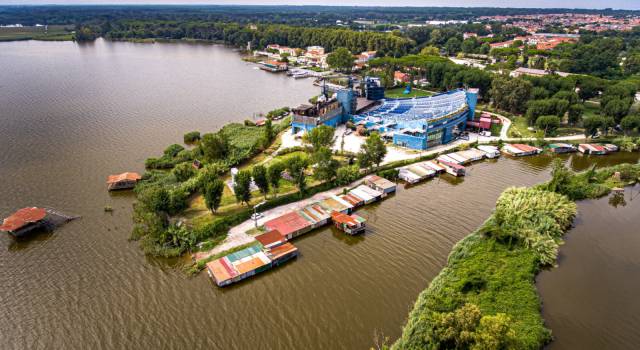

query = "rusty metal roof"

[106,172,141,184]
[0,207,46,232]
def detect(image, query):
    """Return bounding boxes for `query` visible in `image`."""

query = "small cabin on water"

[438,160,466,177]
[364,175,397,196]
[331,211,366,235]
[0,207,47,237]
[107,172,142,191]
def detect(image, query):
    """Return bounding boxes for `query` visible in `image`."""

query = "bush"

[183,131,201,144]
[336,165,360,185]
[377,168,399,181]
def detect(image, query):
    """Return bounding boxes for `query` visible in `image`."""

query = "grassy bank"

[393,161,640,350]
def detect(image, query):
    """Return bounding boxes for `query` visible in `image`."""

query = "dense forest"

[104,21,412,56]
[2,5,639,27]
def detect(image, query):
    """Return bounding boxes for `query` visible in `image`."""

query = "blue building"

[352,89,478,150]
[291,88,355,134]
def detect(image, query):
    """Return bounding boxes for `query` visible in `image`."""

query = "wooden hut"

[0,207,47,237]
[107,172,142,191]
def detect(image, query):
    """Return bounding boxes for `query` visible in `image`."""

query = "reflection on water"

[538,185,640,350]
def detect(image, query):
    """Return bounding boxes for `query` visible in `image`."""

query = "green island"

[393,161,640,349]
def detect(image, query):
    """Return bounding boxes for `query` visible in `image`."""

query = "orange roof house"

[0,207,47,233]
[107,172,141,191]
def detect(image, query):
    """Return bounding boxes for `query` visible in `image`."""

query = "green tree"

[420,46,440,56]
[233,170,252,205]
[583,115,606,136]
[311,147,339,181]
[567,104,584,125]
[490,77,532,114]
[336,164,360,185]
[183,131,201,144]
[203,178,224,213]
[172,162,196,182]
[302,125,335,151]
[536,115,561,136]
[473,313,517,350]
[252,165,269,198]
[444,37,462,56]
[620,114,640,135]
[358,132,387,169]
[603,98,631,123]
[200,132,228,162]
[327,47,354,72]
[577,79,600,101]
[263,118,274,147]
[285,154,309,195]
[267,161,285,196]
[624,54,640,75]
[140,186,170,213]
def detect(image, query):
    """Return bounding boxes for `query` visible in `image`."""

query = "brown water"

[1,40,639,350]
[538,184,640,350]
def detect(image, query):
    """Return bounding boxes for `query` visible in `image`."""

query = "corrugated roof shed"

[264,211,312,238]
[268,242,298,260]
[107,172,141,184]
[255,230,286,248]
[0,207,46,232]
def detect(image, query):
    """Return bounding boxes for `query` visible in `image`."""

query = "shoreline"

[392,162,640,349]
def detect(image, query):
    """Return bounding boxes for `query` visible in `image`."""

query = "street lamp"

[253,201,267,228]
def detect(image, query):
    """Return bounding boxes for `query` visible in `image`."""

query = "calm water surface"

[1,40,639,350]
[538,184,640,350]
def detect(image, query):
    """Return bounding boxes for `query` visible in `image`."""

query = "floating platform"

[206,240,298,287]
[502,144,542,156]
[578,143,607,155]
[548,143,577,154]
[476,145,500,158]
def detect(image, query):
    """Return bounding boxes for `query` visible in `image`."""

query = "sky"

[0,0,638,10]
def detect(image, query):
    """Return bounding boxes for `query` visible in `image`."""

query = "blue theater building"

[352,88,478,150]
[291,85,478,151]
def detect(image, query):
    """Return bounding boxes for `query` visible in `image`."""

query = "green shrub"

[183,131,201,144]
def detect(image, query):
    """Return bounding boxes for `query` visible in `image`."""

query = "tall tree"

[200,132,228,162]
[252,165,269,198]
[327,47,354,72]
[302,125,335,151]
[267,161,285,196]
[311,147,339,181]
[358,132,387,169]
[233,170,252,205]
[285,154,308,195]
[203,178,224,213]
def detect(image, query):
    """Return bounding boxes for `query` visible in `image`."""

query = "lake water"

[1,39,639,350]
[538,184,640,350]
